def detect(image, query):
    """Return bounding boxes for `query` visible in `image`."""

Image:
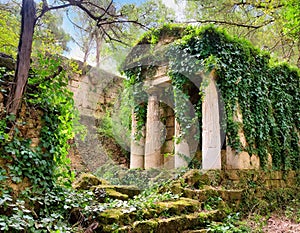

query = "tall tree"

[70,0,115,66]
[7,0,36,115]
[183,0,300,67]
[94,0,176,67]
[6,0,143,115]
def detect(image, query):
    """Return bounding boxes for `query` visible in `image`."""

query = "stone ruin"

[128,65,260,171]
[124,29,263,171]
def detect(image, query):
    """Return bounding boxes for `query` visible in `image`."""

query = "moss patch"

[72,173,108,190]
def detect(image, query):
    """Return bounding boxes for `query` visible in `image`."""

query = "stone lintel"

[144,76,171,89]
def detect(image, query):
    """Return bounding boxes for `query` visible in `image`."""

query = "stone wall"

[68,66,126,171]
[223,170,298,189]
[181,169,299,207]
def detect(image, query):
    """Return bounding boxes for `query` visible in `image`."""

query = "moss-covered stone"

[72,173,108,190]
[98,209,129,225]
[105,188,129,200]
[91,184,140,200]
[115,185,141,198]
[182,169,202,188]
[156,198,200,215]
[157,215,187,233]
[130,210,220,233]
[132,219,158,233]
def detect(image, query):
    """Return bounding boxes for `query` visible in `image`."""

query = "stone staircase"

[73,172,244,233]
[97,198,224,233]
[92,185,242,232]
[72,168,300,232]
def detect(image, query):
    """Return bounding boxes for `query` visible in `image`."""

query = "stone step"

[97,197,202,226]
[182,187,243,202]
[166,183,243,203]
[102,210,222,233]
[91,184,141,200]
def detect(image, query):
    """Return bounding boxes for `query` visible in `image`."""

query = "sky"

[64,0,186,70]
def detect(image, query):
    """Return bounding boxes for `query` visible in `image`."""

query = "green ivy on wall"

[123,24,300,170]
[0,54,77,188]
[0,54,82,231]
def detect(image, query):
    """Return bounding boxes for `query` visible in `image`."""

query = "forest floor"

[246,206,300,232]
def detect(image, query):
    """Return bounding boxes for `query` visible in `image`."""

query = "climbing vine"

[0,54,80,231]
[124,24,300,170]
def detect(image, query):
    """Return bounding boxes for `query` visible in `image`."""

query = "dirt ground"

[247,214,300,232]
[262,216,300,233]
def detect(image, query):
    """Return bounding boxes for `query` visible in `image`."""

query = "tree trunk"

[95,32,104,67]
[7,0,36,115]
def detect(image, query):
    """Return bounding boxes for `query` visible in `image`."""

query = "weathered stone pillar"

[174,119,190,168]
[144,94,163,168]
[130,110,145,169]
[202,71,222,169]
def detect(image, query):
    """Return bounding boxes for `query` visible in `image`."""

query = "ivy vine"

[0,54,80,231]
[124,24,300,170]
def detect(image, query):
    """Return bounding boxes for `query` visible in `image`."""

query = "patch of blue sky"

[114,0,144,6]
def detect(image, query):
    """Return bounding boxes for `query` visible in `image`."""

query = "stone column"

[130,110,145,169]
[202,71,221,169]
[174,119,190,168]
[144,94,162,168]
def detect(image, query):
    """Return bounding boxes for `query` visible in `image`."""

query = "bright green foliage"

[0,186,94,232]
[124,25,300,170]
[27,54,76,184]
[208,213,251,232]
[33,11,71,56]
[0,55,78,231]
[283,0,300,41]
[0,6,70,59]
[0,54,76,187]
[0,9,19,57]
[184,0,300,67]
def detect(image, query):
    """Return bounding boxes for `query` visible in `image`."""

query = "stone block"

[182,169,202,187]
[72,173,108,190]
[162,140,174,153]
[166,116,175,127]
[226,147,260,170]
[163,153,174,169]
[166,126,175,140]
[115,185,141,198]
[133,220,158,233]
[154,66,168,78]
[105,189,128,200]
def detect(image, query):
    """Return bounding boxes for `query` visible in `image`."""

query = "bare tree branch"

[97,19,150,30]
[234,1,284,9]
[36,3,72,21]
[181,19,274,29]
